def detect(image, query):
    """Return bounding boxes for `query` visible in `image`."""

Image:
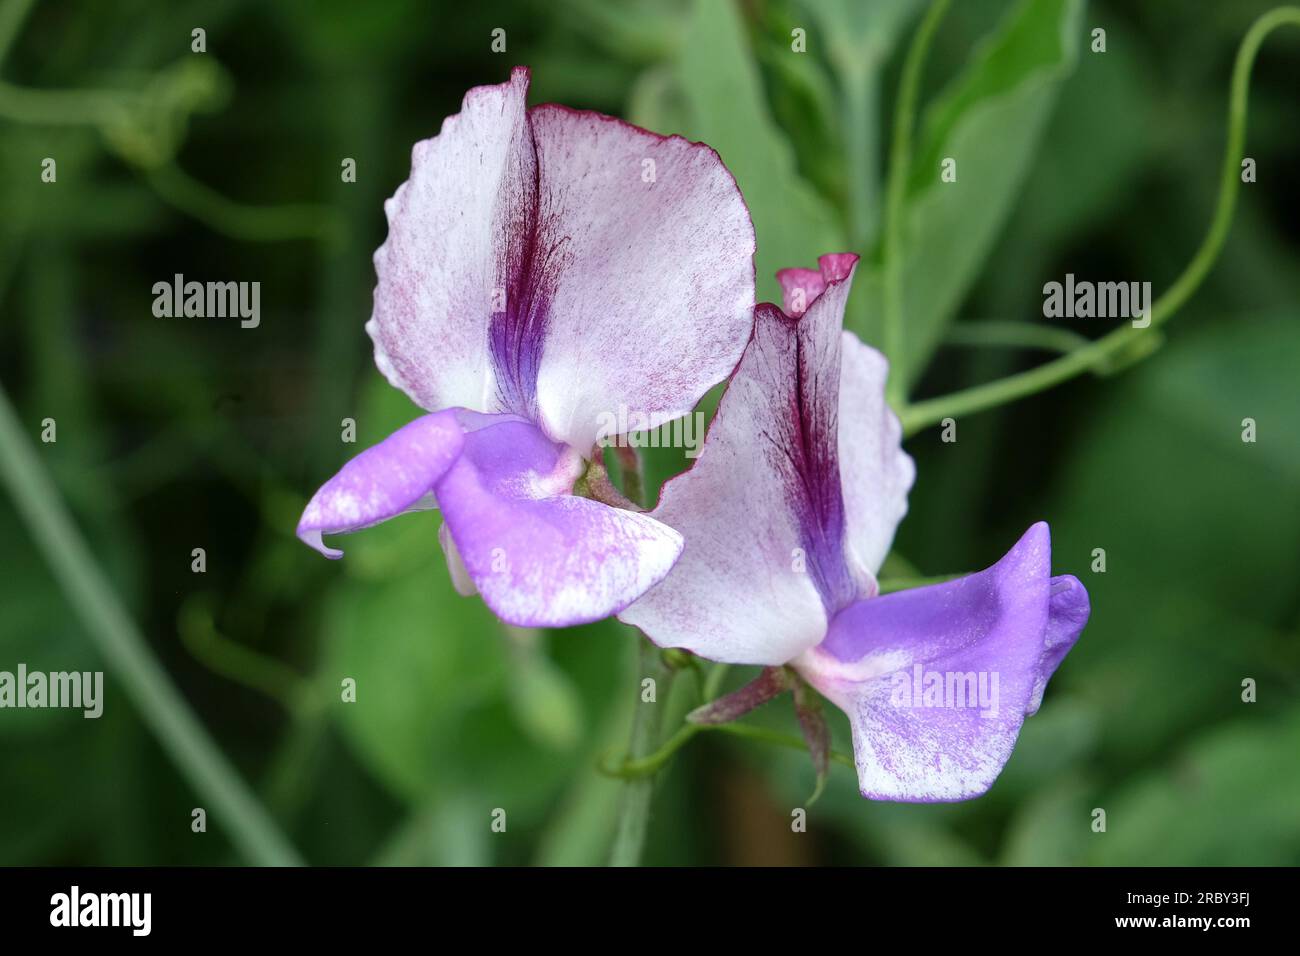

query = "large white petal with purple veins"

[528,104,755,451]
[367,68,533,416]
[366,67,755,452]
[778,255,914,581]
[623,255,915,663]
[838,331,914,578]
[307,66,757,625]
[296,411,465,559]
[794,523,1090,802]
[434,418,683,628]
[621,288,859,663]
[617,355,829,662]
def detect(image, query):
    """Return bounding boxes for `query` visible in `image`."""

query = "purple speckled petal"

[434,418,683,627]
[794,523,1088,802]
[296,412,465,559]
[367,67,755,449]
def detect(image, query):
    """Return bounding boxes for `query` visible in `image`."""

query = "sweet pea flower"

[297,68,756,627]
[621,254,1090,801]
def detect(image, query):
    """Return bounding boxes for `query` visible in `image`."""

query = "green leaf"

[1017,17,1154,243]
[625,64,691,139]
[1033,308,1300,787]
[998,774,1094,865]
[322,526,508,803]
[1088,710,1300,865]
[856,0,1083,381]
[641,0,843,304]
[803,0,925,241]
[504,632,584,752]
[804,0,924,69]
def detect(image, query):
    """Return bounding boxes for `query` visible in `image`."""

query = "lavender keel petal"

[435,419,683,627]
[796,523,1088,802]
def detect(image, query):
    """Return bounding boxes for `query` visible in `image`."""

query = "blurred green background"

[2,0,1298,866]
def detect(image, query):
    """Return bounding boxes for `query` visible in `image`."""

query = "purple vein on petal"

[751,258,862,613]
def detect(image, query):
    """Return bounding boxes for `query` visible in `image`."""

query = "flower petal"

[776,270,824,318]
[527,104,756,451]
[795,523,1088,802]
[1033,573,1090,713]
[838,331,915,578]
[779,255,914,580]
[437,522,479,597]
[367,67,755,451]
[434,418,683,627]
[620,288,862,663]
[297,412,465,559]
[776,253,857,317]
[367,67,534,417]
[624,254,915,664]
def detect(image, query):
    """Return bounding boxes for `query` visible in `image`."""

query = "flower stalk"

[900,6,1300,436]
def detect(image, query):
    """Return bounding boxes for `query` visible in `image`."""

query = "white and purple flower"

[297,68,756,627]
[296,66,1087,804]
[621,254,1090,802]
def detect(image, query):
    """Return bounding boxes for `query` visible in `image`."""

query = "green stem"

[605,718,856,780]
[843,61,879,249]
[599,662,732,779]
[944,320,1093,356]
[0,80,136,125]
[883,0,951,408]
[580,453,642,512]
[147,163,342,245]
[0,383,304,866]
[178,594,312,715]
[709,722,855,769]
[607,637,674,866]
[612,444,644,510]
[901,6,1300,437]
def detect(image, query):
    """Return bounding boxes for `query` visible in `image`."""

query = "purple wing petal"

[795,523,1089,802]
[434,418,683,627]
[368,67,534,417]
[297,412,465,559]
[527,104,756,452]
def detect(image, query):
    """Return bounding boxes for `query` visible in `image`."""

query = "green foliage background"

[1,0,1297,865]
